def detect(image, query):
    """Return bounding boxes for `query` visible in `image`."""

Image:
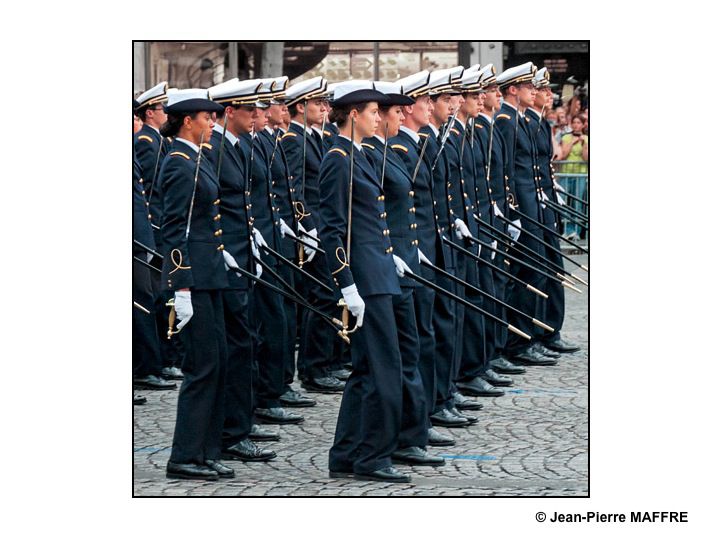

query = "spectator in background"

[558,115,588,240]
[553,106,571,144]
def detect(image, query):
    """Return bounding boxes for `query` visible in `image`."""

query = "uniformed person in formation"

[133,81,185,387]
[157,89,236,481]
[525,68,579,354]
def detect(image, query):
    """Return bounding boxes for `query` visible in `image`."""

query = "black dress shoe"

[354,466,411,483]
[329,368,351,381]
[222,439,277,462]
[543,337,581,353]
[301,376,345,394]
[392,446,446,466]
[249,424,280,442]
[428,428,455,447]
[279,389,317,408]
[328,470,355,479]
[481,369,513,387]
[532,342,560,358]
[166,462,219,481]
[133,375,177,390]
[205,460,235,478]
[449,406,478,425]
[452,391,483,411]
[161,366,184,380]
[133,394,147,405]
[430,408,470,428]
[255,407,304,425]
[509,348,558,366]
[456,377,505,397]
[490,356,527,375]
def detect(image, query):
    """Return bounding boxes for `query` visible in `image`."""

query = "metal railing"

[551,160,588,241]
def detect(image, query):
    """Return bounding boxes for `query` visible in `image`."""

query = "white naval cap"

[285,76,328,107]
[165,88,223,115]
[428,66,465,95]
[457,70,483,92]
[374,81,415,105]
[496,62,537,89]
[331,80,390,107]
[478,64,498,88]
[209,79,263,106]
[136,81,169,108]
[533,67,551,88]
[396,70,431,98]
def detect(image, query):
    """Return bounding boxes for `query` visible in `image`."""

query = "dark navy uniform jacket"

[525,108,556,224]
[317,136,400,299]
[362,136,420,288]
[389,129,451,270]
[133,148,156,250]
[494,102,542,224]
[281,121,324,223]
[158,139,228,292]
[322,122,339,154]
[476,114,510,219]
[134,124,169,237]
[446,122,475,225]
[203,128,254,290]
[240,133,282,261]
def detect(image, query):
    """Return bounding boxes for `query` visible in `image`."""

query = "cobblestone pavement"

[134,254,588,496]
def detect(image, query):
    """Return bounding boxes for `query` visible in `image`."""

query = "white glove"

[249,235,263,279]
[493,203,504,218]
[477,243,483,257]
[392,254,412,277]
[174,290,193,331]
[255,261,263,278]
[252,228,268,248]
[302,227,319,262]
[297,221,307,234]
[508,219,522,242]
[146,252,154,263]
[454,218,472,240]
[539,190,549,209]
[490,240,497,260]
[418,248,431,266]
[279,218,296,239]
[340,284,365,328]
[556,193,566,206]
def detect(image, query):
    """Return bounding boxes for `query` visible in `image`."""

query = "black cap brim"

[332,89,392,107]
[165,98,224,115]
[385,93,415,106]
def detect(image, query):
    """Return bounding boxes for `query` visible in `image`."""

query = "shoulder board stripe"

[201,142,213,150]
[323,130,332,136]
[328,148,347,157]
[496,114,511,120]
[391,144,408,153]
[475,124,484,129]
[418,132,429,138]
[450,128,460,136]
[281,132,297,139]
[167,137,174,142]
[169,151,191,160]
[361,143,375,150]
[137,135,153,143]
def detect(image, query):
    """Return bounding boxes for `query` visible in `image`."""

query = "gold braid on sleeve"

[331,247,350,275]
[168,248,191,274]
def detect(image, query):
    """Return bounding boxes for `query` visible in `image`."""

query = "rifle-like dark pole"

[419,259,554,332]
[404,270,531,340]
[284,232,327,255]
[544,197,588,223]
[259,244,333,294]
[439,236,550,297]
[504,203,588,253]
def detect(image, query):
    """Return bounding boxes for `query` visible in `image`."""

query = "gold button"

[488,188,493,193]
[245,191,251,196]
[383,229,389,236]
[385,247,394,254]
[217,244,225,251]
[214,214,222,221]
[213,199,220,205]
[410,223,417,229]
[141,190,146,195]
[272,194,277,198]
[412,239,419,246]
[409,190,415,197]
[214,229,223,237]
[409,207,416,213]
[447,182,451,188]
[377,195,385,201]
[139,178,144,184]
[433,201,437,206]
[379,212,387,218]
[148,214,152,220]
[145,202,150,207]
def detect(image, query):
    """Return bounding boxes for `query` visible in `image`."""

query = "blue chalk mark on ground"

[506,388,578,396]
[439,455,497,461]
[134,447,171,453]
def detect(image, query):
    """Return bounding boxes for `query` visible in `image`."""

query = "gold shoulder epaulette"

[167,136,174,142]
[361,143,375,150]
[323,130,332,137]
[418,132,429,138]
[282,132,297,139]
[391,144,408,153]
[169,151,191,160]
[450,128,460,136]
[201,142,213,150]
[496,114,511,120]
[328,148,347,157]
[475,124,484,129]
[137,135,153,143]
